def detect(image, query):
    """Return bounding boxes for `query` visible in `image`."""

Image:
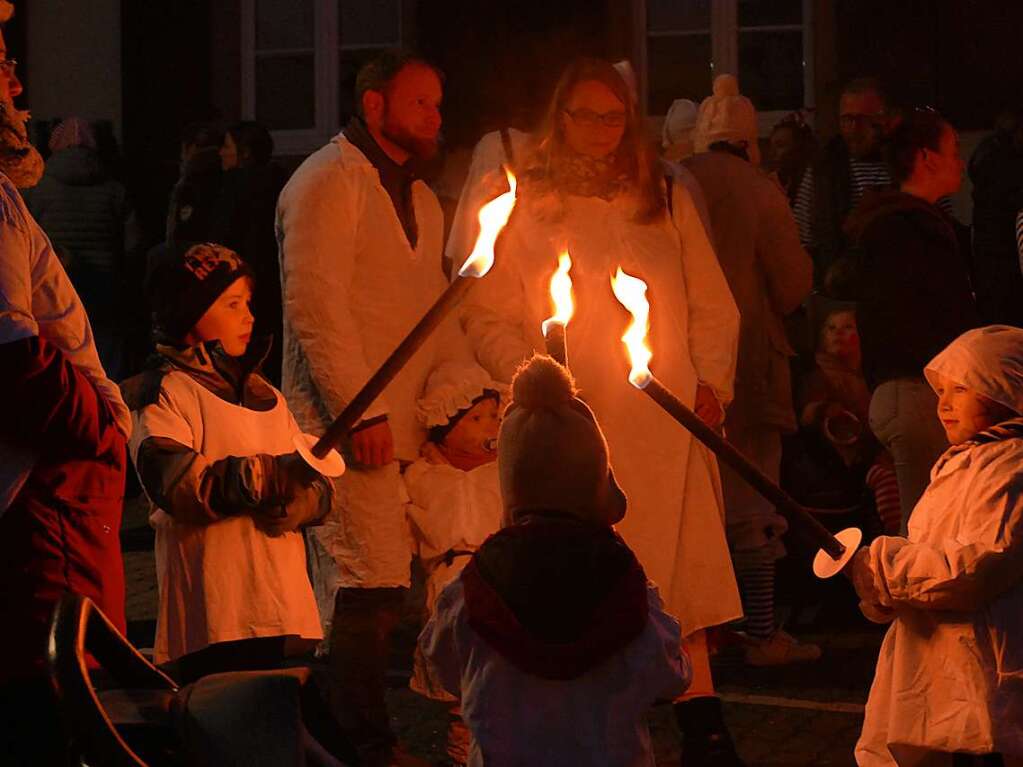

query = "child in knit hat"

[419,355,689,767]
[850,326,1023,765]
[403,361,506,764]
[121,241,331,682]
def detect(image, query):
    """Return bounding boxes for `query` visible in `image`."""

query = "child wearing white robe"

[851,325,1023,766]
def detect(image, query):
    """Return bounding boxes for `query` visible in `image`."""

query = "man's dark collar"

[344,116,415,180]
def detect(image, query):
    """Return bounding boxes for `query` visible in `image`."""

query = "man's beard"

[381,111,438,162]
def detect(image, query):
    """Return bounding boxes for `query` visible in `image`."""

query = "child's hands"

[250,453,329,537]
[847,548,876,601]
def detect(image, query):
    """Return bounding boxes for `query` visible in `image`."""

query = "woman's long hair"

[520,57,665,223]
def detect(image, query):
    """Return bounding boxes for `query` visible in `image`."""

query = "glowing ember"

[458,167,517,278]
[542,249,574,336]
[610,267,653,388]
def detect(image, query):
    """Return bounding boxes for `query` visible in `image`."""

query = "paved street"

[121,495,881,766]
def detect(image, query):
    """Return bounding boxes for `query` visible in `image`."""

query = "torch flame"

[541,249,574,336]
[458,167,517,279]
[610,267,653,388]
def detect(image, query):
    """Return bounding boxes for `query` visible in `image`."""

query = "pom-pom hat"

[694,74,761,165]
[497,355,626,526]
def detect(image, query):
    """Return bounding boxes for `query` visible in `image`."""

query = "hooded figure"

[25,117,138,378]
[854,325,1023,765]
[419,355,689,767]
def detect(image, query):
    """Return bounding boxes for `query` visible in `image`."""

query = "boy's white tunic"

[857,330,1023,764]
[129,374,323,664]
[463,180,742,634]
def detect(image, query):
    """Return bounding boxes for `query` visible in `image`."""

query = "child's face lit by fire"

[933,372,1015,445]
[821,310,860,361]
[442,397,501,458]
[185,277,254,357]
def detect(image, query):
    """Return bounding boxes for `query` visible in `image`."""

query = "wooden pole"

[639,375,846,560]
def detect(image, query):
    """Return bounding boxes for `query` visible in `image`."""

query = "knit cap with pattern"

[146,241,254,343]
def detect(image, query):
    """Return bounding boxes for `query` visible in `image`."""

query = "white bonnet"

[417,361,505,429]
[924,325,1023,416]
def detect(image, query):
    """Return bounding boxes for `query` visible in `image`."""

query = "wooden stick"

[639,375,846,560]
[311,276,476,458]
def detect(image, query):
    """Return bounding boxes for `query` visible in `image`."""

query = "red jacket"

[0,336,127,682]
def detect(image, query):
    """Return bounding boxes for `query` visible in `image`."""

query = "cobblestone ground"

[121,495,880,766]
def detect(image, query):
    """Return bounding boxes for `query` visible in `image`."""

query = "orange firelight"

[542,249,574,336]
[458,167,517,279]
[610,267,653,388]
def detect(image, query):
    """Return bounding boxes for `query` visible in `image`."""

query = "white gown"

[463,179,743,635]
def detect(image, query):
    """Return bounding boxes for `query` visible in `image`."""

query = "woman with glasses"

[462,57,747,766]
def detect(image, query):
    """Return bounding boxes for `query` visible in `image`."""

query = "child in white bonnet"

[851,325,1023,766]
[405,360,506,763]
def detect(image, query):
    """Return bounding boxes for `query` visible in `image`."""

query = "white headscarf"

[924,325,1023,416]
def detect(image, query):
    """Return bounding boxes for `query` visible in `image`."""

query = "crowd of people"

[1,7,1022,764]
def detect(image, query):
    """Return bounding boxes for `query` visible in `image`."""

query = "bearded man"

[277,49,468,767]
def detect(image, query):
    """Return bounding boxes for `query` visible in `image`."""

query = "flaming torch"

[610,268,861,578]
[293,169,519,477]
[541,249,574,366]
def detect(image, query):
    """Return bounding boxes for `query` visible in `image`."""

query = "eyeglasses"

[564,108,627,128]
[0,59,17,75]
[839,112,886,130]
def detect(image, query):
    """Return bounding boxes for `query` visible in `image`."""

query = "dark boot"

[674,696,747,767]
[326,587,405,766]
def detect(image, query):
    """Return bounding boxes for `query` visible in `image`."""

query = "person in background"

[463,57,745,766]
[660,97,713,236]
[685,74,817,666]
[845,108,979,533]
[278,48,469,767]
[967,108,1023,327]
[420,355,689,767]
[211,120,287,384]
[167,121,223,246]
[25,116,140,380]
[766,111,816,214]
[851,325,1023,766]
[0,4,131,763]
[797,306,901,536]
[794,77,893,286]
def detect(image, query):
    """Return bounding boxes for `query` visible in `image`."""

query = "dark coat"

[845,190,980,388]
[167,146,222,246]
[0,336,127,683]
[211,164,288,384]
[967,130,1023,326]
[25,147,135,322]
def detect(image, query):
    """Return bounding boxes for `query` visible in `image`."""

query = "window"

[242,0,404,156]
[641,0,813,129]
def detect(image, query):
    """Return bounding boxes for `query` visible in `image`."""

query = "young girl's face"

[187,277,254,356]
[821,310,859,359]
[933,372,1013,444]
[443,397,501,457]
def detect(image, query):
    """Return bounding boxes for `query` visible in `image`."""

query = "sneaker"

[744,629,822,666]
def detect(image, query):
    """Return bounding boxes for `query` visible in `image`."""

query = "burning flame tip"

[542,249,574,335]
[457,169,519,279]
[610,267,653,387]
